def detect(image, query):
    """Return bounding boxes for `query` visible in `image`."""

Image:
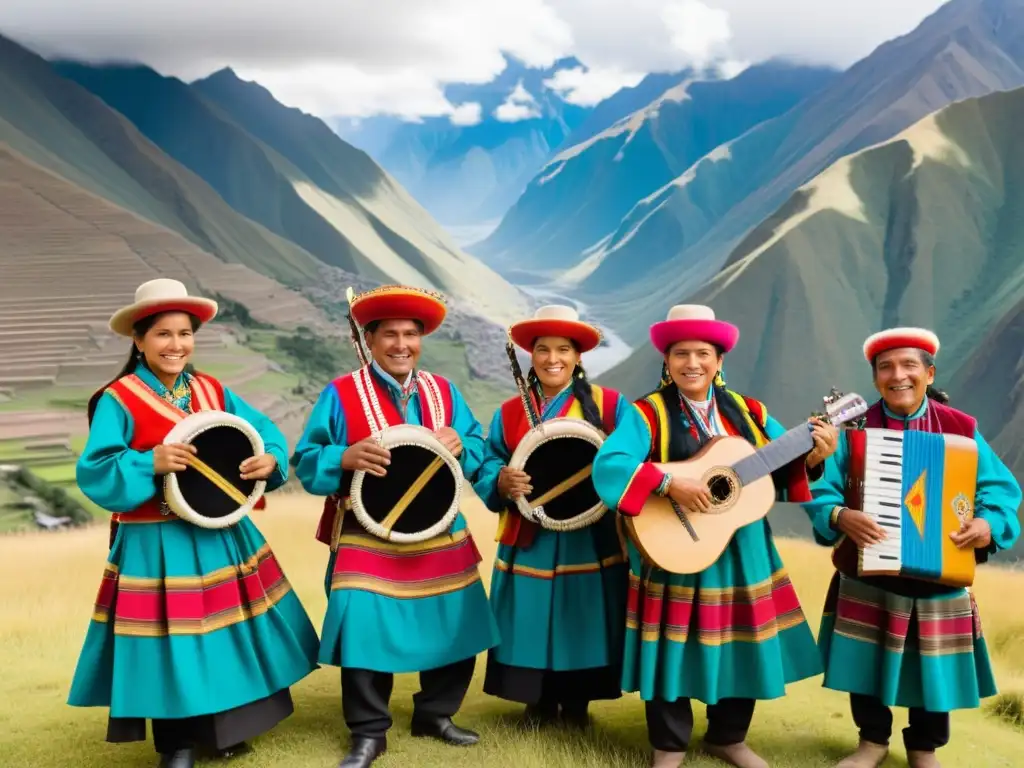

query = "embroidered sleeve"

[593,401,668,517]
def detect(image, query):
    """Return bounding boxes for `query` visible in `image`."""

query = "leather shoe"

[338,736,386,768]
[158,749,195,768]
[411,715,479,746]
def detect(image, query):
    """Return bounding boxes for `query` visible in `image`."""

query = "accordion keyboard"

[861,429,905,574]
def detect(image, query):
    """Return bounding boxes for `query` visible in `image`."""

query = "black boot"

[560,701,591,730]
[410,715,479,746]
[337,736,386,768]
[524,699,559,726]
[158,748,195,768]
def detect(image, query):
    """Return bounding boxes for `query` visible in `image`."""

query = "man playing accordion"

[802,327,1022,768]
[473,305,632,726]
[291,285,499,768]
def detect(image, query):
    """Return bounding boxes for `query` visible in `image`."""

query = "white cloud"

[0,0,948,122]
[662,0,731,65]
[449,102,483,126]
[493,81,541,122]
[543,66,646,107]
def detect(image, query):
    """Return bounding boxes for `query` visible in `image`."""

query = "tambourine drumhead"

[162,410,267,529]
[349,424,463,544]
[508,417,607,532]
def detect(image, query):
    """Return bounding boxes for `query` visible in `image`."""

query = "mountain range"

[0,34,530,330]
[474,0,1024,346]
[599,82,1024,485]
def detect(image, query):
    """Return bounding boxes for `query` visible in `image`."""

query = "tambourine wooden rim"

[508,417,607,532]
[162,410,267,529]
[349,423,463,543]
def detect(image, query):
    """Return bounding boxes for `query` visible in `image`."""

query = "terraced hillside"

[599,84,1024,496]
[0,143,512,531]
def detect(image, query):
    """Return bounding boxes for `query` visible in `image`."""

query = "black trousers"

[645,697,755,751]
[106,688,294,754]
[342,657,476,739]
[851,694,950,752]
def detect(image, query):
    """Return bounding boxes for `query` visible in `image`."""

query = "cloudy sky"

[2,0,948,123]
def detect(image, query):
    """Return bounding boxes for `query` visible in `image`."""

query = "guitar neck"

[732,424,814,485]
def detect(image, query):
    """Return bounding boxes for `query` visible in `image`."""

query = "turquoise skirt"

[67,517,320,720]
[817,572,997,711]
[488,515,627,672]
[623,519,823,703]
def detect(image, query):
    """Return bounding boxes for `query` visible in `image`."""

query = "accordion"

[835,427,978,587]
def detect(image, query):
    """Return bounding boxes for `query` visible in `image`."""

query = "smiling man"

[802,327,1022,768]
[291,285,499,768]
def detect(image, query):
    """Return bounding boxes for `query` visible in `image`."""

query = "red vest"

[314,365,454,547]
[103,371,261,545]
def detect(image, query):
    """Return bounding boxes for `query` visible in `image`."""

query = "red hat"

[509,305,602,353]
[349,285,447,335]
[863,327,939,362]
[649,304,739,354]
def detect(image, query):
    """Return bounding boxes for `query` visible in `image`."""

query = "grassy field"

[1,493,1021,768]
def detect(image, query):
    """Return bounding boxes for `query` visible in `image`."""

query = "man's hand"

[836,508,887,547]
[497,467,532,499]
[341,438,391,477]
[949,517,992,550]
[154,443,196,474]
[667,475,713,514]
[435,426,463,457]
[806,417,839,468]
[240,453,278,481]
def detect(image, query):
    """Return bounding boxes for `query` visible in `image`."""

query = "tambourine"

[348,424,463,543]
[507,417,608,532]
[162,410,267,529]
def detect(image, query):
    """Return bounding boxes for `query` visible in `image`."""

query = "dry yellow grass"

[1,492,1022,767]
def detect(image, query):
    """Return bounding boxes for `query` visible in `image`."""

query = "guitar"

[625,389,869,575]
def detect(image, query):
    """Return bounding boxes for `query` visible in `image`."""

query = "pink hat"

[649,304,739,354]
[863,327,939,362]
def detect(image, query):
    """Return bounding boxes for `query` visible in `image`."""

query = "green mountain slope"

[0,34,322,286]
[598,84,1024,487]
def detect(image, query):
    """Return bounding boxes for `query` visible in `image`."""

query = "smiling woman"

[69,279,320,768]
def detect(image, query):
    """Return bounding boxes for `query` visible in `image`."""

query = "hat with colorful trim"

[509,304,602,353]
[349,284,447,335]
[863,327,939,362]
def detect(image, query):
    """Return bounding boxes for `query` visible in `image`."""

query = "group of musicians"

[67,278,1022,768]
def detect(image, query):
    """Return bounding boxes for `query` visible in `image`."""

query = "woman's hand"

[240,453,278,481]
[667,475,713,514]
[497,467,532,499]
[806,417,839,468]
[153,443,196,475]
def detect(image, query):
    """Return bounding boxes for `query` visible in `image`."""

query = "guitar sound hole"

[708,474,734,504]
